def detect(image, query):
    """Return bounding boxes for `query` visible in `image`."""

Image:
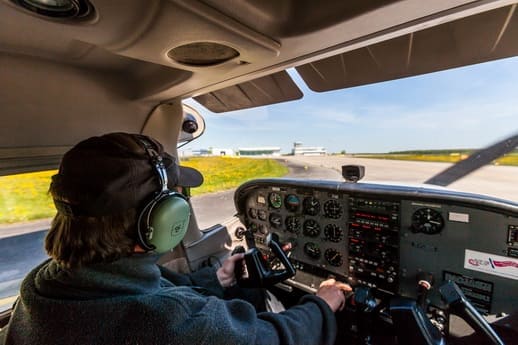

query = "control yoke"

[439,281,504,345]
[235,233,296,288]
[390,280,505,345]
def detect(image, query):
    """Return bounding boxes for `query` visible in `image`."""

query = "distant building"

[211,148,234,156]
[180,149,211,157]
[238,147,281,156]
[292,142,326,156]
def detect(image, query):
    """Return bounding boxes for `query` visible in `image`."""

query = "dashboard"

[234,178,518,315]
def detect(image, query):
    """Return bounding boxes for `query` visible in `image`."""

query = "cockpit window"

[185,57,518,201]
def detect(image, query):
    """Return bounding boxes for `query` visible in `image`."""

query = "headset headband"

[136,137,168,193]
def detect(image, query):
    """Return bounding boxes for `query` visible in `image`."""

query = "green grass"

[182,156,288,195]
[353,153,518,166]
[0,157,288,224]
[0,170,57,224]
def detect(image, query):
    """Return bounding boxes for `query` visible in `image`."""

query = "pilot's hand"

[216,253,245,288]
[316,279,352,312]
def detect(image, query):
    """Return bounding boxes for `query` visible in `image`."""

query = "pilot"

[0,132,351,345]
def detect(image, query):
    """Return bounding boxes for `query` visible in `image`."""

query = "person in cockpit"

[0,132,351,345]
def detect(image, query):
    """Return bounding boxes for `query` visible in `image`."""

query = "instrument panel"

[234,178,518,315]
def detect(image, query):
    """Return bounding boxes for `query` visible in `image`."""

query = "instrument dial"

[285,194,301,212]
[258,224,268,235]
[285,216,301,233]
[411,208,444,234]
[269,213,283,229]
[257,209,267,221]
[269,192,282,209]
[324,224,343,242]
[304,242,321,259]
[248,208,257,219]
[303,196,321,216]
[324,248,343,267]
[303,219,321,237]
[323,200,343,219]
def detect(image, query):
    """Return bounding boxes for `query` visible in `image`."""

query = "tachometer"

[303,219,321,237]
[323,200,343,219]
[304,242,321,259]
[324,248,343,267]
[324,224,343,242]
[303,196,320,216]
[411,208,444,234]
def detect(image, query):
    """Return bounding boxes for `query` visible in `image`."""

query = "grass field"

[354,153,518,166]
[182,156,288,195]
[0,157,288,224]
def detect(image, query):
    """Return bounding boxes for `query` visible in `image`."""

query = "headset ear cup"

[138,193,191,253]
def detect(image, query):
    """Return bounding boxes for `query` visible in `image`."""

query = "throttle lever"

[236,233,296,288]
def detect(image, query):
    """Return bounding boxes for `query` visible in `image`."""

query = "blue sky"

[184,57,518,154]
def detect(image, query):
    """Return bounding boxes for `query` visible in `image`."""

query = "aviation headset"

[135,136,191,254]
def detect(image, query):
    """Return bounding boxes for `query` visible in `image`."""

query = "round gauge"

[285,216,301,233]
[248,208,257,219]
[258,224,268,235]
[249,222,258,233]
[269,213,283,229]
[303,219,321,237]
[323,200,343,219]
[304,242,321,259]
[324,224,343,242]
[303,196,321,216]
[257,209,267,221]
[269,192,282,209]
[285,194,300,212]
[411,208,444,234]
[324,248,343,267]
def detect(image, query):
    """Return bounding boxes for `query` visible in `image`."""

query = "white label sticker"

[449,212,470,223]
[464,249,518,280]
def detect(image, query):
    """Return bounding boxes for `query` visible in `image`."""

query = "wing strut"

[424,133,518,186]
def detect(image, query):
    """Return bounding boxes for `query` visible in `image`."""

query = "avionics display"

[347,197,400,293]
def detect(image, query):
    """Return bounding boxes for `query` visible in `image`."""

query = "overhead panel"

[296,4,518,92]
[193,70,303,113]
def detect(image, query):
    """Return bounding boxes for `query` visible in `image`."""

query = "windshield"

[184,57,518,203]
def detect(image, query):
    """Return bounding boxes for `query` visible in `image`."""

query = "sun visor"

[296,4,518,92]
[193,70,303,113]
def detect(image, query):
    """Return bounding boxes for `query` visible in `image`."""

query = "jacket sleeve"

[256,295,337,345]
[168,288,337,345]
[158,265,225,298]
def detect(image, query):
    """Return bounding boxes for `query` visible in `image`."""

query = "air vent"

[11,0,93,19]
[168,42,240,67]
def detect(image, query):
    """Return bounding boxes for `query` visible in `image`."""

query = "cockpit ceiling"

[295,4,518,92]
[1,0,518,147]
[191,3,518,111]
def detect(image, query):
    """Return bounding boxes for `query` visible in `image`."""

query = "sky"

[183,56,518,154]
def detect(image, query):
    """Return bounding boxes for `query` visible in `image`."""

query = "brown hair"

[45,210,138,269]
[46,185,139,269]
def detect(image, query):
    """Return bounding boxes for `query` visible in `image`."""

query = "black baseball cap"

[50,132,203,217]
